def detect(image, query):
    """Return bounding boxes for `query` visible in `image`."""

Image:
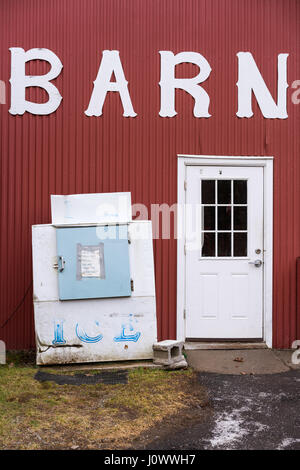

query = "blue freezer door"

[56,225,131,300]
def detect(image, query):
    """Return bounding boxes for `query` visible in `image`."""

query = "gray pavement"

[145,349,300,450]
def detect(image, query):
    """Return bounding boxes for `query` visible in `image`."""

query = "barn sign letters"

[9,48,289,119]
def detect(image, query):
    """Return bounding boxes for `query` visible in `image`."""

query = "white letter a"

[85,50,137,117]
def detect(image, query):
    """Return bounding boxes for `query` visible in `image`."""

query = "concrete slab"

[273,349,300,370]
[185,349,290,375]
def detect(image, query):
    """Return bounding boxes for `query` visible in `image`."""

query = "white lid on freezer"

[51,192,132,226]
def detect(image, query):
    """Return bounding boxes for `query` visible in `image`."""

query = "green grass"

[0,352,206,450]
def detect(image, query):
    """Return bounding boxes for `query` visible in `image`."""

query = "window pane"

[202,233,215,257]
[218,232,231,256]
[218,180,231,204]
[218,206,231,230]
[202,180,215,204]
[203,206,215,230]
[234,180,247,204]
[234,207,247,230]
[234,233,247,257]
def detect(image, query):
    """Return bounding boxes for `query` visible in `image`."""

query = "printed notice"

[81,248,101,278]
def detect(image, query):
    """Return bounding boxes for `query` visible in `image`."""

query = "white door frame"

[177,155,273,348]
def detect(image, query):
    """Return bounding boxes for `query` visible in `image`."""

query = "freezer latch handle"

[54,255,65,272]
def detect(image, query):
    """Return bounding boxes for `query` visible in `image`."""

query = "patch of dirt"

[134,409,212,450]
[7,349,36,366]
[7,392,37,403]
[131,380,212,449]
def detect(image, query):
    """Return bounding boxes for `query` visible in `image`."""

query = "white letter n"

[236,52,288,119]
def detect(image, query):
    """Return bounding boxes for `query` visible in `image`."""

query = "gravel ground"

[145,370,300,450]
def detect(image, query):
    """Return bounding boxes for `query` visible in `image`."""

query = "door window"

[201,179,248,257]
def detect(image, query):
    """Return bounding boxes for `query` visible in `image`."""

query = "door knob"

[248,259,262,267]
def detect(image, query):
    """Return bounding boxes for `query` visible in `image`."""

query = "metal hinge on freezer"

[131,279,134,292]
[184,180,187,191]
[183,309,186,319]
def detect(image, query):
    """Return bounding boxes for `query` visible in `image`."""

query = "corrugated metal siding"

[0,0,299,349]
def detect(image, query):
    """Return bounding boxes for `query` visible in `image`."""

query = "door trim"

[177,155,273,348]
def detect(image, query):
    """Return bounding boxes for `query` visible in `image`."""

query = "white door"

[185,165,264,340]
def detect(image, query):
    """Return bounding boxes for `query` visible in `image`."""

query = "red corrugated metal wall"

[0,0,299,349]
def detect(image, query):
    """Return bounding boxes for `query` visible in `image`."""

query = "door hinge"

[130,279,134,292]
[184,244,186,256]
[184,180,187,191]
[183,309,186,319]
